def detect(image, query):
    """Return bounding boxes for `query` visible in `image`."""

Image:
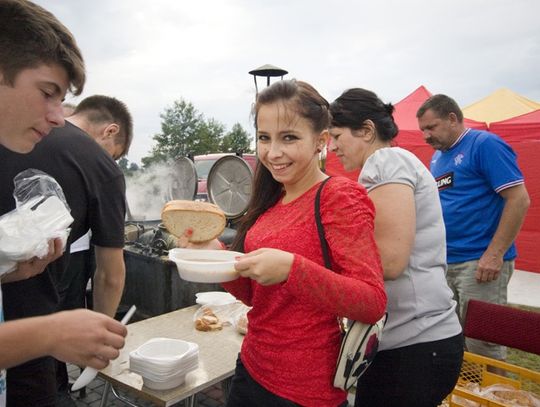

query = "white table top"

[99,305,243,406]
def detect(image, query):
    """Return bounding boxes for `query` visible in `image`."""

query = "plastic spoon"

[71,305,137,391]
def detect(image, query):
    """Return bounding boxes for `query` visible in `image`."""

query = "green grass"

[507,348,540,372]
[506,304,540,372]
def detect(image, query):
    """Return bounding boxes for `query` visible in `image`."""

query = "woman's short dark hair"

[330,88,398,141]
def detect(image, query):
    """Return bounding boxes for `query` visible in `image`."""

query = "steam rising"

[126,160,181,220]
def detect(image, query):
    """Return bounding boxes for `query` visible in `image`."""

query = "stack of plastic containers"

[129,338,199,390]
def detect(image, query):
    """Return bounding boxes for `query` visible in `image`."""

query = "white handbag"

[333,315,387,390]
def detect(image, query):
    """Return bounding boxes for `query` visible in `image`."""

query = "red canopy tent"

[490,110,540,273]
[392,85,435,167]
[490,109,540,143]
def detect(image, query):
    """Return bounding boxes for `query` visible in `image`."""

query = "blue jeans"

[226,356,348,407]
[354,333,463,407]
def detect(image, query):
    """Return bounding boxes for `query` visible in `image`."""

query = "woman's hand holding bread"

[175,228,224,250]
[161,200,226,250]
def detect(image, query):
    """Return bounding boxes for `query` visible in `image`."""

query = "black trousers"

[6,357,56,407]
[226,356,349,407]
[355,333,464,407]
[57,248,95,311]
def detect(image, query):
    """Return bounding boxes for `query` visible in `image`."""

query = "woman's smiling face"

[256,101,323,188]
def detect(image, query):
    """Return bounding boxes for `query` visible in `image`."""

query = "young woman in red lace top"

[222,80,386,407]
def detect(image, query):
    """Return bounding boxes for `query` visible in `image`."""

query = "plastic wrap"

[0,169,73,275]
[193,302,250,334]
[449,383,540,407]
[481,384,540,407]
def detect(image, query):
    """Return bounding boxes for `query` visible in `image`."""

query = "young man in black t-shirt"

[0,2,127,406]
[0,97,133,406]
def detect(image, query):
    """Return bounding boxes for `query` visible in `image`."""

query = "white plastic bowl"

[134,338,195,361]
[142,371,187,390]
[129,338,199,390]
[195,291,237,306]
[169,249,242,283]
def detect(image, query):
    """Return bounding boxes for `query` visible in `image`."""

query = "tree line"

[120,98,253,175]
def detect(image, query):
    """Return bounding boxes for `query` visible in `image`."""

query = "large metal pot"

[207,155,254,219]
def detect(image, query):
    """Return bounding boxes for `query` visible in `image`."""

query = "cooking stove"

[120,221,234,319]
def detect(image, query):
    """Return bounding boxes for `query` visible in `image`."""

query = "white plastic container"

[195,291,237,306]
[168,249,242,283]
[141,370,188,390]
[129,338,199,391]
[133,337,197,361]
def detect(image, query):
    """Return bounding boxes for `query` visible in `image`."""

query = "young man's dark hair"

[0,0,85,95]
[74,95,134,157]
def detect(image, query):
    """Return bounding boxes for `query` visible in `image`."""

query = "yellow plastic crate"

[447,351,540,406]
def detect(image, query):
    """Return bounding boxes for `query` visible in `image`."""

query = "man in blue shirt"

[416,94,530,361]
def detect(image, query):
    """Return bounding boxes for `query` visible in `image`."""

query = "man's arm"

[477,184,530,282]
[0,309,127,370]
[92,246,125,317]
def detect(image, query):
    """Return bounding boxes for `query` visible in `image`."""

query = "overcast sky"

[36,0,540,165]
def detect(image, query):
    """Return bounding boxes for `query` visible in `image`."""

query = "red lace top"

[223,177,386,406]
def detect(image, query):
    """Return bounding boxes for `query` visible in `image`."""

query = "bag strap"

[315,177,332,269]
[315,177,348,332]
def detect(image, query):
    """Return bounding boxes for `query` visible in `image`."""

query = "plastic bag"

[193,302,251,333]
[0,169,73,275]
[481,384,540,407]
[232,310,249,335]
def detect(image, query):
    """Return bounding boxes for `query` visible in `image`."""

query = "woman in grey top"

[329,88,463,407]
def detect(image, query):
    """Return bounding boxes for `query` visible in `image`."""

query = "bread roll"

[195,319,222,331]
[195,308,223,331]
[161,200,226,242]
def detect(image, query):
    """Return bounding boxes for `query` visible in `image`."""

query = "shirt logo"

[436,172,454,191]
[454,153,464,166]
